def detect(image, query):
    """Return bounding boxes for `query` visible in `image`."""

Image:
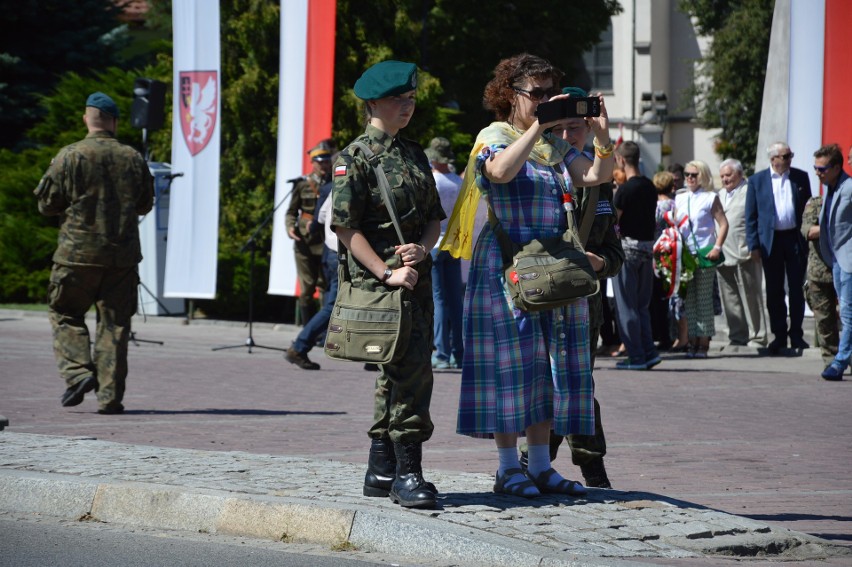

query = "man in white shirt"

[745,142,812,354]
[718,159,768,347]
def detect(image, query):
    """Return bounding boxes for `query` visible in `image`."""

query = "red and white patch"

[334,165,347,176]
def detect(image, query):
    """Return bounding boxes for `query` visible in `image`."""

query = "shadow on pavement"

[72,409,347,417]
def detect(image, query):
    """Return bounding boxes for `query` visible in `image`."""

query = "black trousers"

[763,229,807,342]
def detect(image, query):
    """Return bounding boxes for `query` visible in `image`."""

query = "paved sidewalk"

[1,309,850,565]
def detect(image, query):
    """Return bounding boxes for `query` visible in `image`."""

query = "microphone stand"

[212,182,298,353]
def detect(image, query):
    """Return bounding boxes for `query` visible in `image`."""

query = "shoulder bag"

[323,142,412,365]
[489,166,599,312]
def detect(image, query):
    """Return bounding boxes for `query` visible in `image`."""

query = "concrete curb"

[0,470,649,567]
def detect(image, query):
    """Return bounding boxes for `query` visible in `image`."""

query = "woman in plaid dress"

[447,54,614,498]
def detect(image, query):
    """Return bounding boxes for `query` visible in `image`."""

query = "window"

[582,23,613,92]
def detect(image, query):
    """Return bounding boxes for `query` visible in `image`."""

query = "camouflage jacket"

[331,124,444,290]
[577,181,624,327]
[34,131,154,267]
[801,195,832,283]
[285,171,328,254]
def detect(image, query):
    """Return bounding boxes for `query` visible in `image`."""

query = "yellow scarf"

[439,122,570,259]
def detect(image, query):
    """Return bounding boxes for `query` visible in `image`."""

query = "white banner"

[164,0,221,299]
[267,0,308,296]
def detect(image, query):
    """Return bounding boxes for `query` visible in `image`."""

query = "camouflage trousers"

[293,240,324,324]
[47,263,137,409]
[369,288,435,445]
[806,280,839,365]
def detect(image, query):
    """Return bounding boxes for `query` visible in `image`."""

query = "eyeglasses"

[773,152,793,160]
[684,172,699,178]
[513,86,561,101]
[814,164,835,173]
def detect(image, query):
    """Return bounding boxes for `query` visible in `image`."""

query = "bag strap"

[578,185,599,246]
[349,141,407,246]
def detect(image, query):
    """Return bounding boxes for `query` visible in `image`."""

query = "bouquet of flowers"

[653,209,696,298]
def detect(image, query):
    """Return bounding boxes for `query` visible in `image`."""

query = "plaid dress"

[456,143,595,439]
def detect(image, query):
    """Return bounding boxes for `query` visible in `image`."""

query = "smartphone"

[535,96,601,123]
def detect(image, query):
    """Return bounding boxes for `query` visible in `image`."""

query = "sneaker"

[644,355,662,369]
[821,362,845,381]
[285,347,320,370]
[431,355,451,370]
[615,359,648,370]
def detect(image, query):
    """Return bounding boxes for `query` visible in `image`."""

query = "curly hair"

[482,53,563,122]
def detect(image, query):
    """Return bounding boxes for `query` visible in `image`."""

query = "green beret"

[354,60,418,100]
[86,92,119,118]
[562,86,588,98]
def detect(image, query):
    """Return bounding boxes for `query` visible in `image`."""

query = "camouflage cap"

[354,60,418,100]
[562,86,588,98]
[86,92,119,118]
[424,137,453,164]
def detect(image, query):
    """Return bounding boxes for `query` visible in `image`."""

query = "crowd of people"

[41,56,850,514]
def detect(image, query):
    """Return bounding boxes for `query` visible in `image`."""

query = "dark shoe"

[389,442,437,509]
[615,358,648,370]
[527,467,587,496]
[61,376,98,407]
[580,459,612,489]
[363,363,379,372]
[767,338,786,355]
[285,347,320,370]
[790,338,810,349]
[363,438,396,497]
[98,403,124,415]
[821,363,845,381]
[493,468,539,498]
[644,355,662,369]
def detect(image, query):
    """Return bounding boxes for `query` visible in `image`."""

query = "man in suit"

[816,144,852,381]
[745,142,812,354]
[718,159,768,347]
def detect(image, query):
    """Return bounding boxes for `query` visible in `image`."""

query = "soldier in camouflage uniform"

[285,142,333,324]
[34,92,154,414]
[520,87,624,489]
[802,195,839,366]
[331,61,444,509]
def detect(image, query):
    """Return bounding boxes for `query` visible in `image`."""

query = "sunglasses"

[684,172,699,178]
[514,86,561,101]
[814,164,835,173]
[773,152,793,160]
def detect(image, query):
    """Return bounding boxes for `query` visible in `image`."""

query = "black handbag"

[489,167,599,312]
[324,142,412,364]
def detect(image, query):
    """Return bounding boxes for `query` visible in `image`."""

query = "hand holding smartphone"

[535,96,601,123]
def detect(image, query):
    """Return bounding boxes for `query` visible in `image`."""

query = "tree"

[680,0,775,171]
[0,0,131,150]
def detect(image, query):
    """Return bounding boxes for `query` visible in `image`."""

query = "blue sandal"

[528,467,587,496]
[493,468,540,498]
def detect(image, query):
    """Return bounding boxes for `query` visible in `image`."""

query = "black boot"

[580,457,612,489]
[363,438,396,497]
[389,442,437,508]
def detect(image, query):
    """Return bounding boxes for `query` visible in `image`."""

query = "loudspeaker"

[131,78,166,131]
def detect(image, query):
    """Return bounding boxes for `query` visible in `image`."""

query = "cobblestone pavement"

[0,309,850,565]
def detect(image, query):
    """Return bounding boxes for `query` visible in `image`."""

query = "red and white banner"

[268,0,336,295]
[164,0,221,299]
[759,0,852,192]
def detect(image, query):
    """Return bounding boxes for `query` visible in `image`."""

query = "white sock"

[526,444,554,477]
[497,446,521,476]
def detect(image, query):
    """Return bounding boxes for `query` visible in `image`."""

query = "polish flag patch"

[334,165,347,177]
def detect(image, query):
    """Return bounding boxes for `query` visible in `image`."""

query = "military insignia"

[179,70,218,156]
[596,199,613,215]
[334,165,347,177]
[410,75,417,89]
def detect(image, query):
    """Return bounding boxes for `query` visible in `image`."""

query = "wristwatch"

[380,268,393,283]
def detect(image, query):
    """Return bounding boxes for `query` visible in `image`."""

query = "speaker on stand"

[131,78,166,161]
